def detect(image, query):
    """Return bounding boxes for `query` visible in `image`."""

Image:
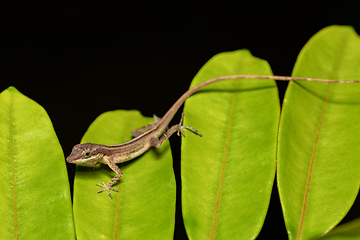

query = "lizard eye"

[82,150,91,158]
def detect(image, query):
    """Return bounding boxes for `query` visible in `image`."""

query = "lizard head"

[66,143,104,164]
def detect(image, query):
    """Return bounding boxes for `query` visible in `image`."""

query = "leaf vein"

[296,32,349,240]
[10,91,18,240]
[210,79,239,240]
[113,114,137,240]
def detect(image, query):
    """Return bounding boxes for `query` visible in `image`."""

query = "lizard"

[66,74,360,198]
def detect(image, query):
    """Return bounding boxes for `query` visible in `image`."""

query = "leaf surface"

[181,50,279,239]
[0,87,75,240]
[319,218,360,240]
[72,110,175,240]
[277,25,360,240]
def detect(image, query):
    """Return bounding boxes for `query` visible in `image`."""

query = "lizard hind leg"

[151,112,202,148]
[176,112,202,137]
[131,114,162,137]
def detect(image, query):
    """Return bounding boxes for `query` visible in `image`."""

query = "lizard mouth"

[66,156,76,163]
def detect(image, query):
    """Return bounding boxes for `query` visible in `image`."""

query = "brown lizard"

[66,75,359,198]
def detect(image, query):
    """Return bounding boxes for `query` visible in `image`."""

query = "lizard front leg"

[97,157,122,199]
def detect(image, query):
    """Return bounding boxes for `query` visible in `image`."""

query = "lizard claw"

[96,182,119,199]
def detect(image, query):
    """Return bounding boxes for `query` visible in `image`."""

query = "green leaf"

[277,25,360,240]
[182,50,279,239]
[0,87,75,240]
[72,110,176,240]
[318,218,360,240]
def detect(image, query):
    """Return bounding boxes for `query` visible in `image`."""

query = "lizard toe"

[96,182,118,199]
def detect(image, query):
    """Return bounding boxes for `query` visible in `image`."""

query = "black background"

[1,2,360,239]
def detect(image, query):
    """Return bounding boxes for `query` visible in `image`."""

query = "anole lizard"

[66,74,359,198]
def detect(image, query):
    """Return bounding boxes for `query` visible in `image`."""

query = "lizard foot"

[177,125,202,137]
[177,112,202,137]
[96,182,119,199]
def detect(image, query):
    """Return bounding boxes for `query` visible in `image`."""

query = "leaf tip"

[1,86,18,94]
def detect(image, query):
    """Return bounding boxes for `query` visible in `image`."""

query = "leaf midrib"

[295,32,349,240]
[210,79,239,240]
[296,83,333,240]
[10,91,18,240]
[113,114,136,240]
